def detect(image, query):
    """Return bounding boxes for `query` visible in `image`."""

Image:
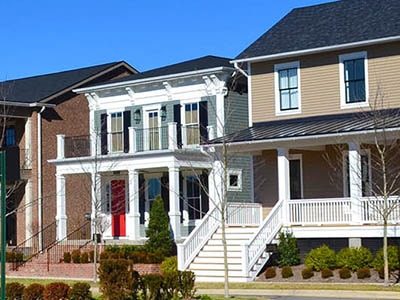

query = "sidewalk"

[198,288,400,299]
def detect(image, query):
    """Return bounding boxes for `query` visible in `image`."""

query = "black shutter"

[139,174,145,224]
[179,172,184,223]
[161,173,169,213]
[123,110,131,153]
[173,104,182,148]
[100,113,108,155]
[199,101,208,143]
[200,170,209,217]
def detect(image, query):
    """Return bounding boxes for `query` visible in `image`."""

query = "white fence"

[361,197,400,223]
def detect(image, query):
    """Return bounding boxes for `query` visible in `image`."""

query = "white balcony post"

[277,148,290,225]
[56,134,65,159]
[207,125,215,140]
[56,174,67,240]
[91,172,101,238]
[129,127,137,154]
[168,166,181,241]
[348,142,362,223]
[168,122,178,150]
[127,169,141,240]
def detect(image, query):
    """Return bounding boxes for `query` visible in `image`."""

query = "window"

[148,111,160,150]
[227,169,242,191]
[275,61,301,115]
[102,183,111,213]
[186,176,202,220]
[147,178,161,210]
[184,103,200,145]
[110,112,123,152]
[339,52,368,108]
[343,151,371,197]
[4,127,16,147]
[289,155,303,199]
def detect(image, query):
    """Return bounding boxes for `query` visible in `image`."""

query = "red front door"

[111,180,126,237]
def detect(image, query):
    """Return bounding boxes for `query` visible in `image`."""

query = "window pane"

[290,89,298,109]
[355,80,366,101]
[354,59,365,80]
[229,175,238,187]
[280,90,290,110]
[279,70,288,89]
[344,60,354,81]
[288,68,298,88]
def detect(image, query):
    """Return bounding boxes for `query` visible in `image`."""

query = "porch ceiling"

[209,108,400,149]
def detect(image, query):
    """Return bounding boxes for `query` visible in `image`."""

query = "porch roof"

[209,108,400,146]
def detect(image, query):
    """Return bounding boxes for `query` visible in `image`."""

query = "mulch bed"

[257,265,400,284]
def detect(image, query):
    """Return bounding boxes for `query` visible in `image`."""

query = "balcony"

[56,123,215,159]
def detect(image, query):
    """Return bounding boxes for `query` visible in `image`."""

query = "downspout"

[37,106,46,251]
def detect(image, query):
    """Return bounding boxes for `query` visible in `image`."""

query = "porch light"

[134,109,141,124]
[161,106,167,121]
[84,212,91,221]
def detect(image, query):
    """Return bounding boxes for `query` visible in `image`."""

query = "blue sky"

[0,0,331,79]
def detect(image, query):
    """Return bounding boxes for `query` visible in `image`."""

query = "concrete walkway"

[198,289,400,299]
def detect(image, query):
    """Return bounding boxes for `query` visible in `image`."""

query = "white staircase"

[177,201,284,282]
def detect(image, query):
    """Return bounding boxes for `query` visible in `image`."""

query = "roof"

[209,109,400,145]
[0,61,133,104]
[236,0,400,60]
[106,55,233,85]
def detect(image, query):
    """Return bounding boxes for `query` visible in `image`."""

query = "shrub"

[336,247,373,271]
[339,268,352,279]
[6,251,15,262]
[264,267,277,279]
[160,256,177,275]
[277,231,300,267]
[99,251,109,260]
[23,283,44,300]
[141,274,164,300]
[43,282,70,300]
[80,252,89,264]
[145,196,174,257]
[305,245,336,271]
[301,268,314,280]
[377,267,385,279]
[281,266,293,278]
[372,246,400,271]
[321,268,334,279]
[163,271,179,300]
[179,271,196,300]
[63,252,71,263]
[357,267,371,279]
[69,282,92,300]
[131,270,141,300]
[88,250,95,263]
[71,250,81,264]
[6,282,25,300]
[98,259,133,300]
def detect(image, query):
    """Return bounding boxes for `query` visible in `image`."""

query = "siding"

[251,42,400,123]
[227,155,252,203]
[224,91,249,135]
[201,95,216,133]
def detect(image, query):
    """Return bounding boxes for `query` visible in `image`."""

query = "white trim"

[274,61,301,116]
[342,149,372,197]
[231,35,400,64]
[247,63,253,127]
[107,111,124,154]
[339,51,369,109]
[289,154,304,199]
[227,168,243,192]
[143,105,162,151]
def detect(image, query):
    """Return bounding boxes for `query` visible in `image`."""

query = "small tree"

[277,231,300,267]
[145,196,174,257]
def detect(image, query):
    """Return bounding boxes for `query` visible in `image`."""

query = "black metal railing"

[11,221,57,270]
[135,126,168,152]
[184,124,200,146]
[65,135,91,158]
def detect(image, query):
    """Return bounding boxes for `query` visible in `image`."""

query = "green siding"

[201,95,217,133]
[224,91,249,135]
[227,154,252,203]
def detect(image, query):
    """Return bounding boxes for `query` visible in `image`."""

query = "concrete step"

[192,269,245,277]
[195,275,251,282]
[212,233,255,240]
[216,227,257,234]
[197,251,242,258]
[192,256,242,264]
[190,263,242,271]
[202,245,242,252]
[207,239,247,246]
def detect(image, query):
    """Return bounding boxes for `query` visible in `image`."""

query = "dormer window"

[339,52,369,108]
[274,61,301,115]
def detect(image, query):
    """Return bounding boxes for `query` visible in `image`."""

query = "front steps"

[189,226,262,282]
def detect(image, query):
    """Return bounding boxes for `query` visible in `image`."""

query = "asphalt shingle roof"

[107,55,232,85]
[0,61,128,103]
[237,0,400,60]
[209,109,400,145]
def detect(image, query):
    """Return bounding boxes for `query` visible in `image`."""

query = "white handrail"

[242,199,283,277]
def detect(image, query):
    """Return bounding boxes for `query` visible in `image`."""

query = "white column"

[168,166,181,241]
[168,122,178,150]
[277,148,290,224]
[24,117,32,168]
[209,160,224,210]
[207,125,215,140]
[56,174,67,240]
[89,108,96,156]
[56,135,65,159]
[25,178,33,244]
[127,169,141,240]
[91,172,101,239]
[129,127,137,154]
[348,142,362,223]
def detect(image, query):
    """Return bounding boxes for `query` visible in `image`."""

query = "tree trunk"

[221,212,229,298]
[383,219,389,286]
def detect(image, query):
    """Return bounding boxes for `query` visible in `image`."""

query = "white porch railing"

[226,203,263,226]
[242,199,283,278]
[288,198,352,225]
[177,202,263,271]
[361,196,400,223]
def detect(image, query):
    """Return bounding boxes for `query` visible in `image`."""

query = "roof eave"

[231,35,400,64]
[73,66,235,93]
[0,101,56,108]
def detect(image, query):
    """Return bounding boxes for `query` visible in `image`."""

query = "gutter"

[0,101,55,108]
[231,35,400,64]
[73,66,235,93]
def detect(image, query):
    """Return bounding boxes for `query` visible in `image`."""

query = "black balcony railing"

[135,126,168,152]
[65,135,91,158]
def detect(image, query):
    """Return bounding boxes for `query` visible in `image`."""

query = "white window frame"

[289,154,304,199]
[339,51,369,109]
[107,110,124,153]
[143,104,162,151]
[227,169,243,192]
[342,149,372,197]
[274,61,301,116]
[181,100,200,147]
